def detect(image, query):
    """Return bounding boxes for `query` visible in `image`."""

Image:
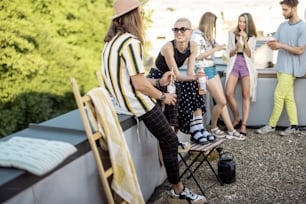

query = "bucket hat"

[112,0,148,19]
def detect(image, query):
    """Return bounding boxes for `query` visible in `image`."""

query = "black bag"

[217,151,236,184]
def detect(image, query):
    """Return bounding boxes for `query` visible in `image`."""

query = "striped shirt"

[101,33,156,117]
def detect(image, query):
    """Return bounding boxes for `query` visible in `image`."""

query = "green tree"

[0,0,112,137]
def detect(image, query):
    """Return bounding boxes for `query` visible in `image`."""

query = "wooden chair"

[71,78,127,204]
[178,138,226,196]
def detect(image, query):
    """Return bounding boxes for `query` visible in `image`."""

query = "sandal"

[211,127,226,138]
[226,129,246,141]
[233,119,242,129]
[191,130,208,145]
[240,132,247,136]
[207,135,216,142]
[240,124,247,136]
[201,129,216,142]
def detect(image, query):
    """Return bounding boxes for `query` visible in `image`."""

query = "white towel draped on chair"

[86,87,144,204]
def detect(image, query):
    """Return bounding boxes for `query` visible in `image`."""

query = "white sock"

[196,124,204,130]
[202,130,210,137]
[190,122,204,140]
[191,116,207,139]
[190,124,198,133]
[192,130,203,140]
[194,115,202,120]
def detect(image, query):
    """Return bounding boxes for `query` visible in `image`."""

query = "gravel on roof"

[147,129,306,204]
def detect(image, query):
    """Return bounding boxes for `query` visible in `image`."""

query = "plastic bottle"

[197,67,207,95]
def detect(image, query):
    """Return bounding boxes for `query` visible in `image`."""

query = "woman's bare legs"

[194,108,202,118]
[240,76,250,134]
[225,74,240,126]
[206,75,245,141]
[207,75,226,128]
[207,75,235,131]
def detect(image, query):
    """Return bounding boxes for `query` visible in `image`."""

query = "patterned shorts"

[231,54,249,78]
[147,68,180,128]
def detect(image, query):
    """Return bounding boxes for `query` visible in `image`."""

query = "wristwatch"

[160,92,166,101]
[156,78,162,89]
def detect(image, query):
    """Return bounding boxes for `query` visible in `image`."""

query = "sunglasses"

[172,27,191,33]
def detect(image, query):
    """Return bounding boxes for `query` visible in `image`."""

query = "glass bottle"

[167,82,176,94]
[167,67,176,94]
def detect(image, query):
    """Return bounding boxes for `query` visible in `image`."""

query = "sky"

[144,0,306,57]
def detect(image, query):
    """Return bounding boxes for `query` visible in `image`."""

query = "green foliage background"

[0,0,114,137]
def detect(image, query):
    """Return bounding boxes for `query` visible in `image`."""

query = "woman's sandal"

[211,127,226,138]
[226,129,246,141]
[201,129,216,142]
[191,130,208,145]
[207,135,216,142]
[233,119,242,129]
[240,124,247,136]
[240,132,247,136]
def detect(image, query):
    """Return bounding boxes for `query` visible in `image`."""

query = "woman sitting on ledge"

[148,17,215,145]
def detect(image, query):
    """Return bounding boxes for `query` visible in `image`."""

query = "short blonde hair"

[174,17,192,29]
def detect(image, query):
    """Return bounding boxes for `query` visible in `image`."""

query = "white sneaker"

[256,125,275,135]
[226,129,246,141]
[168,187,207,204]
[279,127,299,136]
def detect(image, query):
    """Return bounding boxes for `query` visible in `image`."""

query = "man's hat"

[112,0,148,19]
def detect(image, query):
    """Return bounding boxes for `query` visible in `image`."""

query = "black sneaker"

[167,187,207,204]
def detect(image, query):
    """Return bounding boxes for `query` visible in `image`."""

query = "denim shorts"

[204,66,218,80]
[230,54,249,78]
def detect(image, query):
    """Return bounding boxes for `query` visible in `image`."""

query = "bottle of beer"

[167,67,176,94]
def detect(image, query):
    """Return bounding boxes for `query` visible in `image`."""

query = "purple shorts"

[230,54,249,78]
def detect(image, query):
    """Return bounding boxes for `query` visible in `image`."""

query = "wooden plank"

[190,139,225,152]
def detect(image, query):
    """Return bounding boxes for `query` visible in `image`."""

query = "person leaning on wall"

[224,12,258,137]
[147,17,216,145]
[256,0,306,136]
[101,0,207,203]
[191,11,246,141]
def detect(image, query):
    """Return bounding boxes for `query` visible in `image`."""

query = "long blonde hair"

[198,12,217,46]
[104,8,145,44]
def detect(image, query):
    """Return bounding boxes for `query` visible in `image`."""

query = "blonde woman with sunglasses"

[148,17,215,145]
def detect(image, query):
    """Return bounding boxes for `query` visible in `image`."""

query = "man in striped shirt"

[101,0,207,203]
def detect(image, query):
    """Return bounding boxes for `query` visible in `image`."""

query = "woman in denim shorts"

[191,12,246,141]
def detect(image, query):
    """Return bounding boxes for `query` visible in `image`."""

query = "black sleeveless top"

[155,40,191,73]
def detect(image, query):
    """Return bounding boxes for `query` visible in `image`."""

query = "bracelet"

[159,92,166,101]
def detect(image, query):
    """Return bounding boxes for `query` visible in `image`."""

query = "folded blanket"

[86,87,144,204]
[0,136,77,176]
